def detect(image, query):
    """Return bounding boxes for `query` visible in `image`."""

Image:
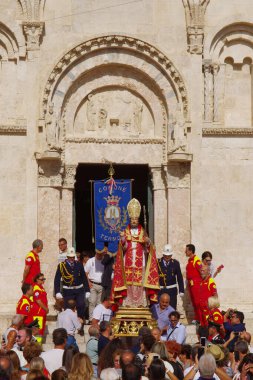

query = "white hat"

[67,247,76,257]
[162,244,174,256]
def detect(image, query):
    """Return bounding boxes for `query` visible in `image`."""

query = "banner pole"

[89,180,95,244]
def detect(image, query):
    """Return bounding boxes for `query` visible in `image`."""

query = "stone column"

[212,63,220,123]
[164,162,191,256]
[37,171,62,303]
[150,166,167,254]
[203,61,214,122]
[165,161,191,319]
[60,164,77,245]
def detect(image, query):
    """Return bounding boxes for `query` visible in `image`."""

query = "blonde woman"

[68,353,95,380]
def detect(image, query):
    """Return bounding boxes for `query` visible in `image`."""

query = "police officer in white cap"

[157,244,184,309]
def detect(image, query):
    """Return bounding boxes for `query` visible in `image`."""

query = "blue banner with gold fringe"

[94,179,131,253]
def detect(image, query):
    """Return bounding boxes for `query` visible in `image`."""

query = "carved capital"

[63,165,77,189]
[183,0,210,55]
[212,63,220,76]
[36,152,63,188]
[150,167,165,191]
[22,21,44,51]
[164,163,191,189]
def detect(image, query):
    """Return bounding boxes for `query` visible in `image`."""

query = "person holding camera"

[223,309,246,352]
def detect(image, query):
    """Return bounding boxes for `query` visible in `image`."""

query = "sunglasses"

[38,278,46,281]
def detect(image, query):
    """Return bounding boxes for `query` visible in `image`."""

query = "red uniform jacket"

[199,276,217,326]
[33,284,48,316]
[186,255,202,286]
[16,295,34,325]
[24,251,41,284]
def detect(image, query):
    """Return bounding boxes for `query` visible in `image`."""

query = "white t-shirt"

[57,309,81,336]
[92,303,112,323]
[85,257,104,283]
[40,348,64,374]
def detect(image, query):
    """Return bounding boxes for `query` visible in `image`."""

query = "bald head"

[159,293,170,310]
[151,327,161,342]
[88,325,99,338]
[200,265,210,279]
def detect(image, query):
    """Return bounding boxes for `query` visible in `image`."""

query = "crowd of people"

[0,198,252,380]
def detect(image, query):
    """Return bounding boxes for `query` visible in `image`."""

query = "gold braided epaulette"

[59,262,74,285]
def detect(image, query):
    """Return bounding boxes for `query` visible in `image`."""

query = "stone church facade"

[1,0,253,313]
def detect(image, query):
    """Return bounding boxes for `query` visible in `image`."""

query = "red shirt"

[33,283,48,315]
[25,251,41,284]
[186,254,202,284]
[16,295,33,324]
[209,307,224,325]
[199,276,217,306]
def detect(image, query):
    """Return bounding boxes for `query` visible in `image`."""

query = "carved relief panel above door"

[74,87,154,138]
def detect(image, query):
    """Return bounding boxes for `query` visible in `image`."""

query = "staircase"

[1,312,252,352]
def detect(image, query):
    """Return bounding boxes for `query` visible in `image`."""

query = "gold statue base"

[110,307,157,337]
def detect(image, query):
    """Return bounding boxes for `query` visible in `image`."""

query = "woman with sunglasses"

[32,273,49,340]
[201,251,223,279]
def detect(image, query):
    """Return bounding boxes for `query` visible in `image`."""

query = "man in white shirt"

[91,296,112,326]
[57,299,81,349]
[11,327,32,366]
[40,328,67,374]
[85,250,105,321]
[161,310,186,344]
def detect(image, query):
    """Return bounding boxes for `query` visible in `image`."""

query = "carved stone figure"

[45,102,60,150]
[133,100,143,134]
[22,22,44,51]
[169,106,187,153]
[86,93,97,131]
[98,108,107,129]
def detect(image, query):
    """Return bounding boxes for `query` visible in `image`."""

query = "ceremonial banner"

[94,179,131,253]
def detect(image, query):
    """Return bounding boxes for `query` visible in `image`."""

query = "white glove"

[85,292,91,299]
[56,293,63,299]
[179,293,184,298]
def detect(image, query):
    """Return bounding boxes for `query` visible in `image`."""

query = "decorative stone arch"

[204,16,253,59]
[0,21,25,60]
[41,35,189,121]
[202,20,253,128]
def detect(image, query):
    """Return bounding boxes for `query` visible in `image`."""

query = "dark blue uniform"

[54,260,90,319]
[157,258,184,309]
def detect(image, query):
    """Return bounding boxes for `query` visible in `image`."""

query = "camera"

[200,337,206,347]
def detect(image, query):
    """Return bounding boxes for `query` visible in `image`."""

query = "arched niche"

[63,64,164,140]
[0,21,24,60]
[203,22,253,127]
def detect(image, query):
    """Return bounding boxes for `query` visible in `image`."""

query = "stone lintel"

[167,152,193,162]
[35,151,61,161]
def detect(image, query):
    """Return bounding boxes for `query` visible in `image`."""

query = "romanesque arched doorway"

[36,35,192,294]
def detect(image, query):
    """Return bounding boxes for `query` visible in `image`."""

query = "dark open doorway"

[74,163,153,252]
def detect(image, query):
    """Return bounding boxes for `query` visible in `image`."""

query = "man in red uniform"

[22,239,43,284]
[198,266,217,326]
[16,283,34,325]
[185,243,202,323]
